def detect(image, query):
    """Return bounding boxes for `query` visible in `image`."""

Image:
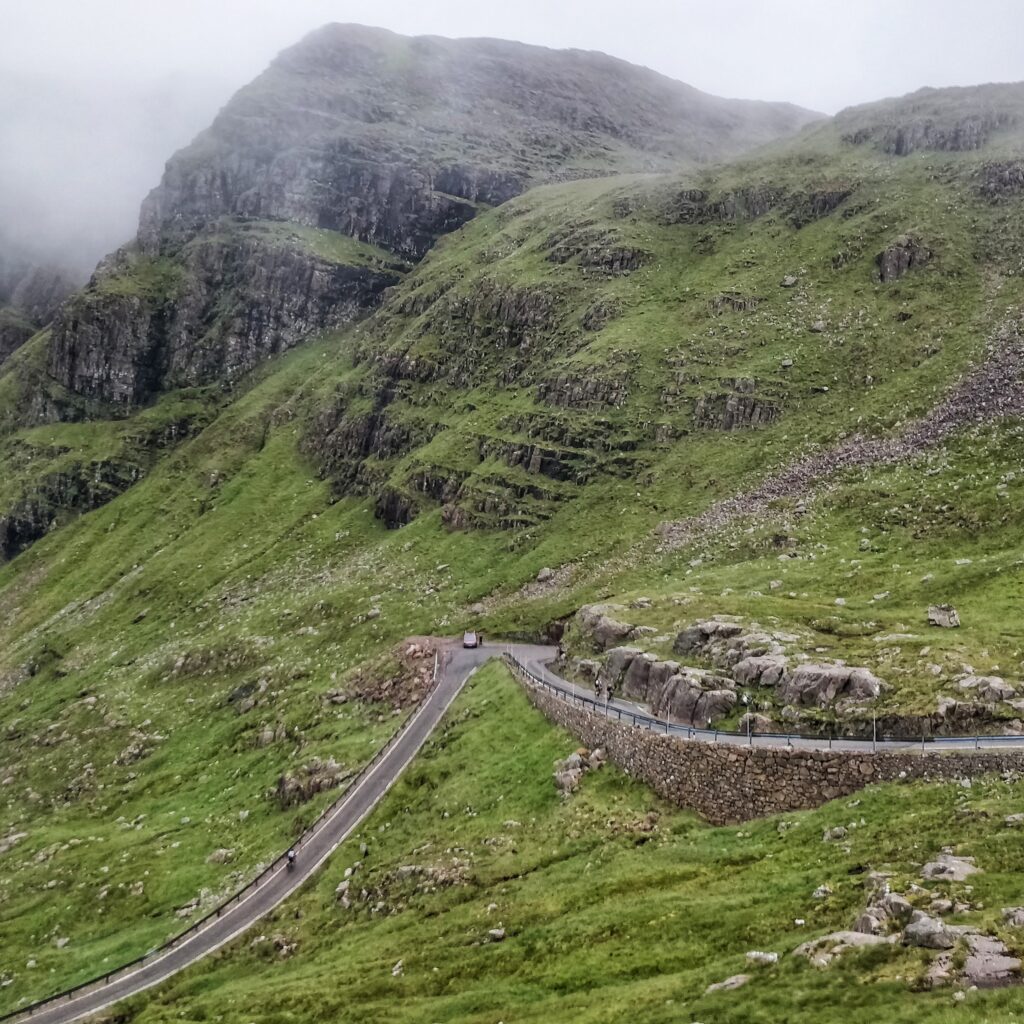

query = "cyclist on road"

[287,848,297,869]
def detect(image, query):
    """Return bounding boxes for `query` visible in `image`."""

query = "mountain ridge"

[3,29,1024,1017]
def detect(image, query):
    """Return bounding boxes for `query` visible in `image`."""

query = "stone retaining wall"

[515,671,1024,824]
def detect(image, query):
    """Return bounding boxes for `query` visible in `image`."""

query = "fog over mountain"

[2,0,1023,275]
[5,4,1024,1021]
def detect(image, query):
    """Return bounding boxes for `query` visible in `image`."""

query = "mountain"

[0,242,75,363]
[0,24,819,560]
[139,23,821,257]
[2,24,1024,1020]
[35,24,820,417]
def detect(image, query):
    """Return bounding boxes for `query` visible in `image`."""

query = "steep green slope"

[28,24,818,431]
[83,663,1024,1024]
[0,337,572,1009]
[2,83,1024,1011]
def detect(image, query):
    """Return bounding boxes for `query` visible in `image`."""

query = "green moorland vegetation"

[2,88,1024,1012]
[107,663,1024,1024]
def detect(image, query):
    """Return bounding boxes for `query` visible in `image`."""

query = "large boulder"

[644,660,681,708]
[672,619,743,657]
[621,653,658,701]
[855,891,914,934]
[921,853,980,881]
[903,911,956,950]
[928,604,961,629]
[878,892,914,925]
[597,646,641,695]
[793,930,896,968]
[959,675,1017,702]
[962,933,1021,988]
[733,654,789,688]
[778,664,882,707]
[673,619,791,674]
[577,604,635,651]
[657,668,736,726]
[876,235,931,282]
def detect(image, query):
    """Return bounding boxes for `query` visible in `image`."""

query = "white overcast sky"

[2,0,1023,271]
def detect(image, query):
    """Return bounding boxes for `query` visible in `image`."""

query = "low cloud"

[1,0,1021,275]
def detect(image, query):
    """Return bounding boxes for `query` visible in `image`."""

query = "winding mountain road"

[5,643,553,1024]
[10,639,1024,1024]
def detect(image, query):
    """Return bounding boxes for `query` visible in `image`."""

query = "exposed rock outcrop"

[546,226,649,276]
[693,379,781,430]
[978,161,1024,199]
[537,373,630,410]
[598,646,737,726]
[928,604,961,629]
[658,618,884,713]
[794,930,896,967]
[733,655,790,689]
[903,911,956,950]
[0,459,144,560]
[576,605,637,651]
[665,186,787,225]
[274,757,348,808]
[136,25,818,260]
[921,853,980,881]
[959,674,1016,702]
[580,298,620,331]
[777,664,883,708]
[838,87,1020,156]
[876,236,932,282]
[49,233,401,409]
[0,408,201,561]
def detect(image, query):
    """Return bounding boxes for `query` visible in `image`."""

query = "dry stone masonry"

[511,662,1024,825]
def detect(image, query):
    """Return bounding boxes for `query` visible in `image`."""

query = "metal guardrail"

[0,651,444,1023]
[503,654,1024,752]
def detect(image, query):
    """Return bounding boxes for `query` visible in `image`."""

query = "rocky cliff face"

[40,24,818,421]
[0,410,204,560]
[136,25,821,259]
[48,228,403,408]
[836,83,1024,156]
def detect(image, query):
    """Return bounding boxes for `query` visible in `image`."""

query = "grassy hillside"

[2,85,1024,1011]
[81,662,1024,1024]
